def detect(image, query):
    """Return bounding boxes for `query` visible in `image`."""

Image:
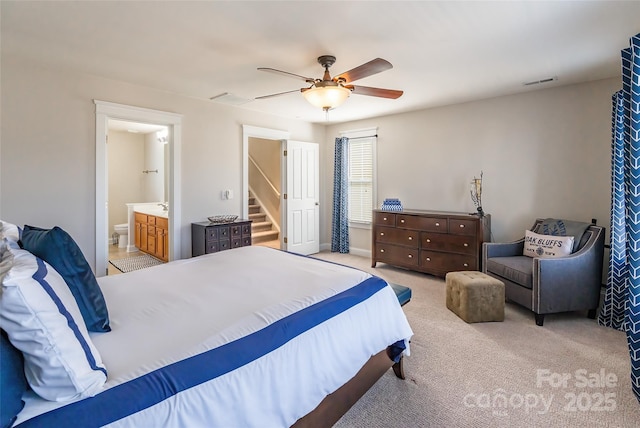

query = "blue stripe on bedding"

[17,275,389,427]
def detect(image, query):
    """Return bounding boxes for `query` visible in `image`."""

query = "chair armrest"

[483,239,525,258]
[532,226,605,313]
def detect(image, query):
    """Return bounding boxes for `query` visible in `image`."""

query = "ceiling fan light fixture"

[303,84,351,111]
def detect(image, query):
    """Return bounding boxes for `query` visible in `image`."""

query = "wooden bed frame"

[292,348,404,427]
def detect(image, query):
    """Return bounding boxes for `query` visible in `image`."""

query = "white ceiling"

[2,1,639,124]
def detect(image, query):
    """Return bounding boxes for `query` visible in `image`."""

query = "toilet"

[114,223,128,248]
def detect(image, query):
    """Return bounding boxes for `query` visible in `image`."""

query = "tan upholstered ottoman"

[446,271,505,323]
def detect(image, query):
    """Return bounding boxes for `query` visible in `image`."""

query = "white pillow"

[523,230,574,259]
[0,220,20,242]
[0,239,107,402]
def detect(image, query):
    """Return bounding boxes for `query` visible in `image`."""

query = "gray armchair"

[482,219,605,326]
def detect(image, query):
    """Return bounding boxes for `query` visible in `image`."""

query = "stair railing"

[248,155,280,198]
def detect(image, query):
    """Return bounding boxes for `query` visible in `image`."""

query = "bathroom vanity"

[134,211,169,262]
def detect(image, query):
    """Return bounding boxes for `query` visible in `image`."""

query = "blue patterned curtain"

[599,91,627,330]
[599,34,640,403]
[331,137,349,253]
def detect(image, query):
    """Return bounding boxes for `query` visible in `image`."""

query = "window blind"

[348,137,374,223]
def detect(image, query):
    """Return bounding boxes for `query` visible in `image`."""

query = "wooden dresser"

[191,220,252,257]
[371,209,491,277]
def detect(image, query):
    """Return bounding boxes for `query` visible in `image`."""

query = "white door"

[284,140,319,255]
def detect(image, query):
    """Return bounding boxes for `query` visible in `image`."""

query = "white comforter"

[15,246,413,428]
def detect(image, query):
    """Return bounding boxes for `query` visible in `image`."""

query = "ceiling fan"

[256,55,403,111]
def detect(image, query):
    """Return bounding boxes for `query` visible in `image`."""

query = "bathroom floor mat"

[109,254,164,273]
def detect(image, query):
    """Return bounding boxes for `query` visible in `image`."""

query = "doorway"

[95,100,183,277]
[242,125,320,255]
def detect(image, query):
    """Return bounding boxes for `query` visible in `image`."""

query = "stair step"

[252,221,273,232]
[252,230,279,244]
[248,197,256,205]
[249,204,261,214]
[249,212,266,221]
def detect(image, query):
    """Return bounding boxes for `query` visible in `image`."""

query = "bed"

[1,222,413,428]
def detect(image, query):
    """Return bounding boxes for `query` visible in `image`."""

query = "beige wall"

[107,130,145,232]
[0,54,620,265]
[0,56,324,266]
[325,77,619,255]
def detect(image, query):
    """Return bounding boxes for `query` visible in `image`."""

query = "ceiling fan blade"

[346,85,403,99]
[334,58,393,84]
[258,67,315,83]
[255,89,302,100]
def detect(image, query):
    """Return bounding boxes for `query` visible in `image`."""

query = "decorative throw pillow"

[0,328,28,428]
[0,240,107,402]
[523,230,574,259]
[20,225,111,332]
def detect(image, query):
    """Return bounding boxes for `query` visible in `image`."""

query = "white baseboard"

[318,243,371,259]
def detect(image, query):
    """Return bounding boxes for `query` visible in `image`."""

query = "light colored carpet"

[108,253,164,273]
[312,251,637,428]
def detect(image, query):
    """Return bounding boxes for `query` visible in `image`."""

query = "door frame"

[95,100,183,276]
[242,125,290,247]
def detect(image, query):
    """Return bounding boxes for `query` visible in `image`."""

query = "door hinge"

[284,237,288,244]
[283,150,287,156]
[283,193,287,200]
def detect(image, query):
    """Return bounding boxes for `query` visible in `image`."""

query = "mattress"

[14,246,413,427]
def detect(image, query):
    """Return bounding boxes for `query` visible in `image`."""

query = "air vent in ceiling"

[523,76,558,86]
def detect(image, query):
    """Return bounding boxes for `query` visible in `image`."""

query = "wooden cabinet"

[371,209,490,277]
[191,220,252,257]
[134,212,169,262]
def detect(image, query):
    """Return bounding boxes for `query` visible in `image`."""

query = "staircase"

[248,192,279,245]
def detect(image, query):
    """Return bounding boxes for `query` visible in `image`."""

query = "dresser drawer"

[376,243,419,267]
[230,225,242,237]
[420,233,477,255]
[396,214,447,232]
[218,226,230,239]
[218,239,231,251]
[420,250,477,272]
[241,223,252,236]
[231,237,243,248]
[449,219,477,236]
[376,226,419,248]
[206,227,219,241]
[375,212,396,226]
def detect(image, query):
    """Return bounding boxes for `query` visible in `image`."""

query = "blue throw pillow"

[20,225,111,332]
[0,329,28,428]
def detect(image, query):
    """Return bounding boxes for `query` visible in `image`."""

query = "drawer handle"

[463,263,469,267]
[408,236,413,240]
[383,217,387,221]
[425,257,431,262]
[435,222,440,226]
[408,254,413,258]
[380,232,385,236]
[426,239,431,243]
[463,243,468,247]
[380,249,385,253]
[400,219,405,223]
[459,224,465,228]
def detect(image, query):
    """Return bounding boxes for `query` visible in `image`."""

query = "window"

[342,129,376,225]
